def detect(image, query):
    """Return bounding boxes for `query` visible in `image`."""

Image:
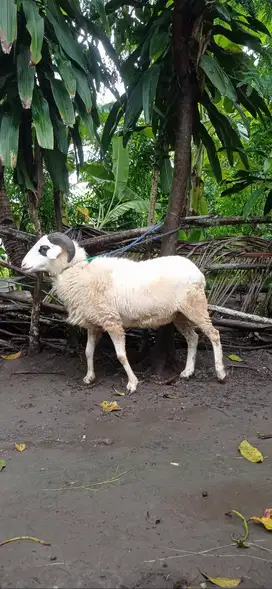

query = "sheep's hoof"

[217,370,227,383]
[180,369,194,380]
[83,373,95,384]
[126,380,138,394]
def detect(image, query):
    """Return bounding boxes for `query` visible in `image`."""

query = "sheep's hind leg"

[174,314,198,379]
[83,327,102,384]
[180,287,226,381]
[108,327,138,393]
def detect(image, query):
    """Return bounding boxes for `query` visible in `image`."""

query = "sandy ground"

[1,342,272,589]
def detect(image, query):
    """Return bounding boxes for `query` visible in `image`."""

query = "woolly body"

[21,233,226,392]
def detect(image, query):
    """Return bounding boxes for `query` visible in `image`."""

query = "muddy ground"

[1,339,272,589]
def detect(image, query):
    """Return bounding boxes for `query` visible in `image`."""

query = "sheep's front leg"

[108,327,138,393]
[83,327,102,384]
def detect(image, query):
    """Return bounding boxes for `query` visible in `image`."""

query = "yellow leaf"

[228,354,242,362]
[77,207,89,220]
[238,439,263,463]
[251,508,272,530]
[251,516,272,530]
[0,460,6,471]
[1,351,22,360]
[112,388,125,396]
[15,443,27,452]
[201,572,241,588]
[101,401,122,413]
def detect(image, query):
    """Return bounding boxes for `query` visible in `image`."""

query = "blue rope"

[86,221,163,261]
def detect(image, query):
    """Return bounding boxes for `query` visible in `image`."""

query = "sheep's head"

[21,232,81,274]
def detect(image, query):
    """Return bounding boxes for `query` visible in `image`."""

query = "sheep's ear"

[47,245,62,260]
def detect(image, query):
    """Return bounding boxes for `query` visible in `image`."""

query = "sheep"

[21,232,226,392]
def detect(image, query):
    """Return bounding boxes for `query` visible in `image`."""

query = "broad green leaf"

[52,115,68,154]
[224,97,234,113]
[83,162,113,182]
[32,87,54,149]
[124,80,143,133]
[213,24,263,53]
[238,440,264,463]
[160,158,173,193]
[0,460,6,471]
[49,77,75,127]
[246,16,271,38]
[112,135,129,198]
[0,113,20,167]
[0,0,17,54]
[77,100,95,141]
[17,151,36,191]
[149,29,170,61]
[200,55,237,102]
[188,229,202,242]
[44,148,69,193]
[178,230,187,241]
[242,188,263,217]
[46,0,87,72]
[264,158,271,174]
[221,180,252,196]
[199,123,222,183]
[72,66,92,112]
[102,200,149,226]
[213,3,231,22]
[92,0,109,35]
[70,119,84,166]
[22,0,44,64]
[142,65,160,124]
[17,44,35,109]
[264,189,272,216]
[101,98,125,153]
[56,54,76,98]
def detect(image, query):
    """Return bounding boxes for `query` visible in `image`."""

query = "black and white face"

[21,236,65,273]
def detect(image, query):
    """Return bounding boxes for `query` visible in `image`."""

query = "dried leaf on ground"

[0,460,6,471]
[251,508,272,530]
[101,400,122,412]
[200,571,241,587]
[15,442,27,452]
[238,440,263,463]
[0,536,50,547]
[228,354,242,362]
[1,351,22,360]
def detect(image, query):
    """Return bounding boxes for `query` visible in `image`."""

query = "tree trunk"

[0,163,27,266]
[148,167,159,226]
[155,1,199,373]
[27,144,44,354]
[54,189,62,231]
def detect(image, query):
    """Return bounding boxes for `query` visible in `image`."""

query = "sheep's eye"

[39,245,50,257]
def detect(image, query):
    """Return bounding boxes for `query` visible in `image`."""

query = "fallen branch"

[208,304,272,326]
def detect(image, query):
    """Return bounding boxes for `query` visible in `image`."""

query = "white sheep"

[21,232,226,392]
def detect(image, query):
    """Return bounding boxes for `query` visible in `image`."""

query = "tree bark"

[54,189,62,231]
[148,167,159,226]
[27,143,44,354]
[0,163,27,266]
[156,1,199,372]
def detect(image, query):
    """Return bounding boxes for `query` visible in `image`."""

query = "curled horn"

[47,232,76,263]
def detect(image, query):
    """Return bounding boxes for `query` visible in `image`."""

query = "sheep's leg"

[180,287,226,381]
[83,327,102,384]
[108,327,138,393]
[174,314,198,379]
